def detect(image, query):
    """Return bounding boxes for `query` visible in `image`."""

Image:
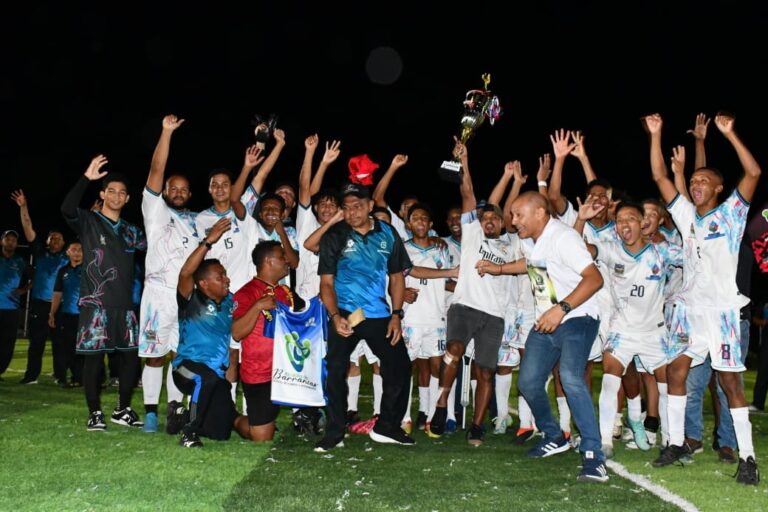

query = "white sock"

[241,384,247,416]
[446,380,457,421]
[166,364,183,403]
[230,380,237,404]
[428,376,439,422]
[668,394,687,447]
[731,407,755,460]
[347,374,361,411]
[627,396,642,422]
[519,395,533,429]
[557,396,571,435]
[141,365,162,406]
[418,386,429,414]
[657,382,669,447]
[402,379,413,424]
[373,374,383,416]
[599,374,621,445]
[470,379,477,406]
[495,373,512,420]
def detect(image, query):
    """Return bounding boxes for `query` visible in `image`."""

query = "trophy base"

[438,160,464,184]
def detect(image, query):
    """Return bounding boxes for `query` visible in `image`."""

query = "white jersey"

[452,212,514,319]
[295,205,321,301]
[254,222,298,288]
[509,234,535,319]
[443,235,461,306]
[403,240,450,328]
[557,200,578,228]
[583,220,619,326]
[141,188,200,290]
[594,240,683,333]
[386,206,438,241]
[660,225,683,246]
[668,190,750,309]
[195,208,257,293]
[520,218,600,322]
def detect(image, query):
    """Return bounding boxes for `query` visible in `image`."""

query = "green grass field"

[1,340,766,511]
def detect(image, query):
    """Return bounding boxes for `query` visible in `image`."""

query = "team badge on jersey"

[614,263,625,276]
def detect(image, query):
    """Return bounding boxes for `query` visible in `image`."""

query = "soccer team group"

[0,111,761,485]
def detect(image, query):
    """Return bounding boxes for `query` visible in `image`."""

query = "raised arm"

[536,153,552,196]
[230,145,265,219]
[249,128,286,194]
[372,154,408,208]
[573,194,606,236]
[503,161,527,232]
[310,140,341,196]
[644,114,678,204]
[455,138,475,213]
[303,210,344,253]
[177,217,230,299]
[147,115,185,193]
[11,190,35,242]
[62,155,108,228]
[298,134,319,207]
[686,113,710,170]
[273,218,299,269]
[570,131,598,182]
[487,161,515,209]
[670,145,690,201]
[715,114,762,202]
[548,129,575,215]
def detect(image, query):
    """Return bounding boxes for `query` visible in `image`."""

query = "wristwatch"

[201,238,213,249]
[558,301,572,314]
[391,308,404,319]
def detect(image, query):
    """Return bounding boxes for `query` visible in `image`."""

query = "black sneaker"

[166,401,188,435]
[87,411,107,431]
[293,409,318,436]
[513,428,536,445]
[179,430,203,448]
[577,450,609,483]
[429,406,447,436]
[466,423,484,447]
[314,435,345,453]
[369,423,416,445]
[652,444,688,467]
[111,407,144,427]
[417,411,428,431]
[19,377,38,385]
[735,456,759,485]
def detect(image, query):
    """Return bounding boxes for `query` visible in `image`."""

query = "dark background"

[2,2,768,240]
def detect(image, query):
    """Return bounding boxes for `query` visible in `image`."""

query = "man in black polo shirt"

[314,181,413,451]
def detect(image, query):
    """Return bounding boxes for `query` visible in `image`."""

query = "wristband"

[201,239,213,249]
[329,311,339,319]
[537,180,548,188]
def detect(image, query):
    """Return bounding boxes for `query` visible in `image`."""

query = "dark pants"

[0,309,19,375]
[53,313,83,384]
[173,360,236,440]
[753,323,768,410]
[24,299,52,381]
[83,351,140,413]
[325,312,411,440]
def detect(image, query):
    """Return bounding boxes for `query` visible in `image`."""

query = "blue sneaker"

[527,433,570,458]
[142,412,158,433]
[577,451,609,483]
[445,419,457,434]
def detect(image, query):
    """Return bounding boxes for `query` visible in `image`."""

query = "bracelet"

[497,263,503,275]
[201,239,213,249]
[329,311,339,319]
[537,180,548,188]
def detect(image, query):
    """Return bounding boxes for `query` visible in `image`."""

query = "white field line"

[606,459,700,512]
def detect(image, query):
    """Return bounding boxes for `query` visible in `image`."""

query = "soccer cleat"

[111,407,143,427]
[401,419,413,435]
[718,446,737,464]
[425,422,441,439]
[142,412,158,433]
[349,416,378,435]
[109,377,120,387]
[747,404,764,414]
[735,456,759,485]
[293,409,320,436]
[87,411,107,431]
[166,401,188,435]
[370,423,416,445]
[493,414,511,435]
[513,428,536,445]
[527,434,570,458]
[628,419,650,451]
[684,437,703,455]
[445,419,457,434]
[19,377,38,385]
[577,451,609,483]
[314,435,345,452]
[416,411,427,431]
[466,423,484,446]
[429,406,447,436]
[179,430,203,448]
[652,444,688,467]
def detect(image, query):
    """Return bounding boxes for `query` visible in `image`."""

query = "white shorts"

[403,325,446,361]
[497,339,521,367]
[504,309,534,350]
[588,316,607,362]
[350,339,380,365]
[604,328,668,374]
[670,305,746,372]
[138,286,179,358]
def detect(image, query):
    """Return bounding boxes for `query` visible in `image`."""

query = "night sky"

[2,2,768,242]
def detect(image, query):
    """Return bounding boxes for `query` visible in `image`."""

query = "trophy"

[251,113,279,150]
[438,73,502,183]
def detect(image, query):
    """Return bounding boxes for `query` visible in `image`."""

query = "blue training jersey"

[55,264,82,315]
[0,254,29,310]
[174,290,234,378]
[30,239,68,301]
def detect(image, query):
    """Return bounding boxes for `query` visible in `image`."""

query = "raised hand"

[162,114,185,131]
[686,113,710,140]
[714,112,735,135]
[576,194,605,221]
[273,128,286,145]
[10,189,27,208]
[305,134,319,151]
[452,136,467,159]
[536,154,552,182]
[322,140,342,164]
[391,154,409,168]
[509,160,527,184]
[244,145,265,169]
[550,129,575,159]
[206,217,232,244]
[570,131,587,159]
[643,113,663,134]
[328,209,344,225]
[84,155,109,181]
[671,145,686,175]
[91,199,103,212]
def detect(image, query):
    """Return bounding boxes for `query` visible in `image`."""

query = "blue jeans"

[518,315,602,458]
[684,319,750,449]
